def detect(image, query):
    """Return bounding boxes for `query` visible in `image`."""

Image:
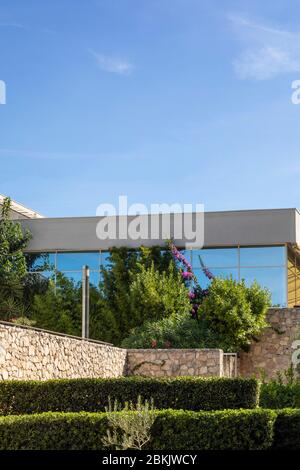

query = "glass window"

[240,246,285,267]
[193,268,238,289]
[25,252,56,272]
[240,267,286,307]
[180,250,192,264]
[100,251,111,269]
[57,252,100,271]
[26,270,54,281]
[58,270,100,288]
[191,248,238,268]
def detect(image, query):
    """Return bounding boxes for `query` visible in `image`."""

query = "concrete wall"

[126,349,224,377]
[20,208,298,251]
[0,322,127,380]
[239,308,300,379]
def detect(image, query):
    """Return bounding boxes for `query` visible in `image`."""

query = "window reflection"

[240,267,286,307]
[57,252,100,271]
[194,268,238,289]
[191,248,238,268]
[240,246,285,267]
[24,246,289,306]
[26,252,55,272]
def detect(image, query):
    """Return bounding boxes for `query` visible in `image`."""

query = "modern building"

[3,196,300,308]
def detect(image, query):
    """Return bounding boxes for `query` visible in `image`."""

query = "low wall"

[0,322,234,380]
[126,349,224,377]
[0,322,127,380]
[239,308,300,379]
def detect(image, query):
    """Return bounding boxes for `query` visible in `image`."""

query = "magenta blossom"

[182,271,193,280]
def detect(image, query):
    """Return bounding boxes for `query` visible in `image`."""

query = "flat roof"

[19,208,300,252]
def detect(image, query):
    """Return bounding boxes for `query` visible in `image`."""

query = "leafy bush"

[103,396,155,450]
[0,377,259,415]
[98,246,175,345]
[151,409,275,450]
[201,278,270,351]
[272,409,300,449]
[128,262,190,324]
[260,382,300,409]
[0,197,31,321]
[122,313,222,349]
[0,409,275,450]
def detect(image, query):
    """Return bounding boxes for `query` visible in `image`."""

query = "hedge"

[260,382,300,409]
[272,409,300,450]
[0,409,275,450]
[0,377,259,415]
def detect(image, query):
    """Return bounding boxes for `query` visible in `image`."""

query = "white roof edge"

[0,194,44,219]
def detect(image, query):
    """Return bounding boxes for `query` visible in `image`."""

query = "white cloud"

[229,14,300,80]
[90,50,134,76]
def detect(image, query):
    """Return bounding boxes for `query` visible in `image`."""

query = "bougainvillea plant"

[170,242,214,319]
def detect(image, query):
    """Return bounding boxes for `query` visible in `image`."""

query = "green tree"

[98,246,174,344]
[31,274,81,335]
[0,197,31,320]
[201,277,270,351]
[128,261,190,325]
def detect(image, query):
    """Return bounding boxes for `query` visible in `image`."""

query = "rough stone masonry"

[1,307,300,381]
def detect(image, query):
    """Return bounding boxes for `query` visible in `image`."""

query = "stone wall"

[127,349,224,377]
[0,322,233,380]
[239,308,300,379]
[0,322,127,380]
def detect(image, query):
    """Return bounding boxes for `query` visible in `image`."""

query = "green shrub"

[0,377,259,415]
[128,262,190,324]
[260,382,300,409]
[201,278,270,351]
[152,409,275,450]
[0,409,275,450]
[122,313,222,349]
[273,409,300,449]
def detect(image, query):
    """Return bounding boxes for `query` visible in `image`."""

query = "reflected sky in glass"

[240,247,285,267]
[240,267,286,307]
[57,252,100,271]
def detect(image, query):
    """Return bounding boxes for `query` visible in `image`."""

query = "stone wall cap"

[127,348,224,353]
[0,321,119,348]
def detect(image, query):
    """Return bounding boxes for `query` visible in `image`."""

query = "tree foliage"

[0,197,31,320]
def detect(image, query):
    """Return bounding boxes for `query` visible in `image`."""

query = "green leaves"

[201,277,271,351]
[0,197,32,320]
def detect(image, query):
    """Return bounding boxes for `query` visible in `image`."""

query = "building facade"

[9,206,299,309]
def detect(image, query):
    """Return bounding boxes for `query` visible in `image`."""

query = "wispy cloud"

[0,22,27,29]
[90,50,134,75]
[229,14,300,80]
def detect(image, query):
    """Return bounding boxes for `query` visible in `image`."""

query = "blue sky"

[1,0,300,216]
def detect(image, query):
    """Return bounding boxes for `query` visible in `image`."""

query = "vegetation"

[200,277,270,351]
[0,197,31,321]
[0,409,275,450]
[0,377,259,415]
[102,396,155,450]
[260,366,300,409]
[0,197,271,351]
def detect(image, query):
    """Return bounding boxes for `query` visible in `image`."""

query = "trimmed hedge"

[273,409,300,450]
[260,382,300,409]
[0,409,275,450]
[0,377,259,415]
